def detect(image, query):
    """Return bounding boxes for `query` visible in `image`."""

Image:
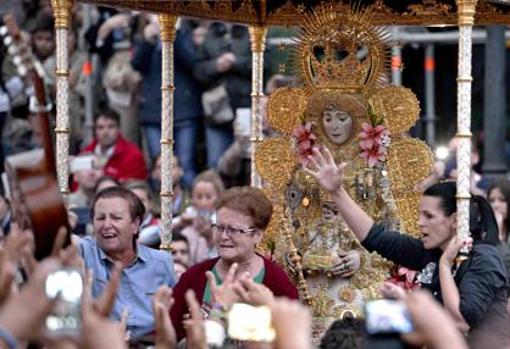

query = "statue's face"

[322,108,353,145]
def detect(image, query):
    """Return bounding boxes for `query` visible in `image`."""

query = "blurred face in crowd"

[32,30,55,60]
[489,187,508,221]
[192,181,218,212]
[171,240,190,266]
[214,207,262,264]
[75,166,103,192]
[418,196,456,250]
[151,156,183,186]
[93,197,139,257]
[96,178,118,194]
[95,116,120,149]
[131,188,151,218]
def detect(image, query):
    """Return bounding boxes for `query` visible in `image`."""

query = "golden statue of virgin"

[254,3,433,339]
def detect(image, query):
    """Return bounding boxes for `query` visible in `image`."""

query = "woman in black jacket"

[305,147,509,348]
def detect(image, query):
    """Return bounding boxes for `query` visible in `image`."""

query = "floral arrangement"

[387,266,420,291]
[292,122,317,166]
[359,112,390,168]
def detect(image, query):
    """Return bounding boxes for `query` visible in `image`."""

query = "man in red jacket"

[82,107,147,182]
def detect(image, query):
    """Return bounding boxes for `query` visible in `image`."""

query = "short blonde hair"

[193,170,224,195]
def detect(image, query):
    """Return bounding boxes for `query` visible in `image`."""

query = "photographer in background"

[173,169,224,265]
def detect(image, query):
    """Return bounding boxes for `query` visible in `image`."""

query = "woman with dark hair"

[305,147,509,347]
[170,186,298,340]
[488,178,510,244]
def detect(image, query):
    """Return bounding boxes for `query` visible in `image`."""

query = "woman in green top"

[170,186,298,340]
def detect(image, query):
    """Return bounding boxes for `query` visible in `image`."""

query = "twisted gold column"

[158,14,177,252]
[51,0,73,202]
[249,26,267,189]
[456,0,477,246]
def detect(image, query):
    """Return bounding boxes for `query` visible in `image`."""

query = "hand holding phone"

[365,299,414,335]
[227,303,275,342]
[45,268,84,337]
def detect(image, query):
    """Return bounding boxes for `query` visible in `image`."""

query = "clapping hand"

[205,263,240,308]
[152,286,176,349]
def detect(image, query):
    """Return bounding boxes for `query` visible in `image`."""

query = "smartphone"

[365,299,414,335]
[234,108,251,137]
[70,155,95,173]
[227,303,275,342]
[45,268,83,337]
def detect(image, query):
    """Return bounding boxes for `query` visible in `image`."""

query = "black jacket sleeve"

[361,224,429,271]
[457,244,508,328]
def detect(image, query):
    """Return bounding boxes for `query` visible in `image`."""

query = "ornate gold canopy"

[77,0,510,25]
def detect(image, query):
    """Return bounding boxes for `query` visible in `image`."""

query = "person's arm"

[192,44,222,86]
[445,244,506,330]
[174,30,198,74]
[439,261,470,332]
[403,291,468,349]
[303,146,382,241]
[131,38,156,74]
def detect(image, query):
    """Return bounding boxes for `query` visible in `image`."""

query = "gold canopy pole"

[51,0,73,201]
[456,0,477,246]
[158,14,177,251]
[249,25,267,189]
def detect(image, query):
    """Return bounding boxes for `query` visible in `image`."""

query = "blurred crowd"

[0,1,509,349]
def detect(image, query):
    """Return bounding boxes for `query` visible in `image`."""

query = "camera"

[45,268,83,337]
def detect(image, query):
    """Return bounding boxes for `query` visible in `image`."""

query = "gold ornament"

[387,138,433,236]
[254,137,297,189]
[294,3,390,94]
[267,87,308,135]
[394,192,424,237]
[387,138,433,193]
[369,86,421,134]
[338,287,355,303]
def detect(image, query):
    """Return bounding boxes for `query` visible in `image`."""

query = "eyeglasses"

[211,223,256,236]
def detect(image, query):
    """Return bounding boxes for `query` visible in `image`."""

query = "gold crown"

[294,3,390,94]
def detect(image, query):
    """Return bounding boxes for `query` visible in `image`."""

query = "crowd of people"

[0,1,510,349]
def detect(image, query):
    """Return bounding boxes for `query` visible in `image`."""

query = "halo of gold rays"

[291,2,392,95]
[387,138,433,236]
[369,86,421,134]
[267,87,308,135]
[255,137,297,190]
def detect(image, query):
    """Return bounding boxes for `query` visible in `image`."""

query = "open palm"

[303,147,347,194]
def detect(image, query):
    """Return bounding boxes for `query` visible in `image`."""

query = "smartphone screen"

[365,299,414,335]
[70,155,95,173]
[234,108,251,137]
[45,268,83,337]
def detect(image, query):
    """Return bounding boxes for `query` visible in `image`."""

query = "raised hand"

[233,273,274,306]
[152,286,176,349]
[183,290,207,349]
[270,298,312,349]
[303,147,347,194]
[205,263,240,308]
[440,235,473,267]
[379,281,407,300]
